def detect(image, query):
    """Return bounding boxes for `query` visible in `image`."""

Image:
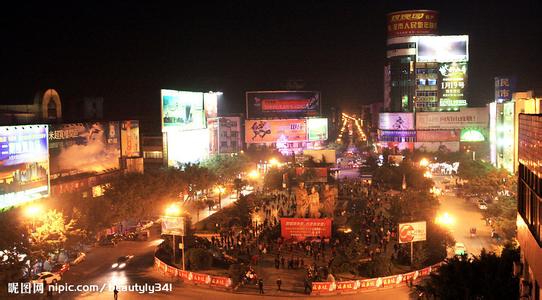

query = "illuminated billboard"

[438,62,468,107]
[245,119,307,144]
[416,130,459,142]
[121,120,140,157]
[378,113,414,130]
[48,122,120,181]
[417,35,469,62]
[166,128,210,166]
[387,10,438,38]
[494,77,515,103]
[161,89,206,130]
[307,118,328,141]
[416,108,489,130]
[204,92,219,120]
[0,125,50,210]
[246,91,320,118]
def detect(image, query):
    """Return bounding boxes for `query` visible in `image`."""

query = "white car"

[70,252,86,265]
[31,272,61,285]
[454,242,466,256]
[478,201,488,210]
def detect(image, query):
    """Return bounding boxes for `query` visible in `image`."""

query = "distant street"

[433,175,499,257]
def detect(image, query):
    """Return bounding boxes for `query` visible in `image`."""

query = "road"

[433,175,498,257]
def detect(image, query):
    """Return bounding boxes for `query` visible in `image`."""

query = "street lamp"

[25,204,43,229]
[269,157,279,167]
[214,186,226,210]
[164,203,185,271]
[248,169,259,179]
[419,158,430,168]
[435,212,455,227]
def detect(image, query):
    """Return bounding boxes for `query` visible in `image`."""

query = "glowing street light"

[419,158,430,167]
[435,212,455,227]
[214,186,226,209]
[248,170,259,179]
[269,158,279,167]
[423,170,433,178]
[25,204,43,219]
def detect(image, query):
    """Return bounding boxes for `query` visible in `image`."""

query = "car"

[111,255,134,269]
[454,242,467,256]
[70,252,86,265]
[51,263,70,275]
[478,201,488,210]
[31,272,61,285]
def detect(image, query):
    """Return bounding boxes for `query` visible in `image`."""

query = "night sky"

[2,1,541,133]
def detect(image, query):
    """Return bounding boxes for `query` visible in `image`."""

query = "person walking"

[258,278,264,294]
[113,286,119,300]
[276,278,282,291]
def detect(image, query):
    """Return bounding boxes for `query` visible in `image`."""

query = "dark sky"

[1,1,541,133]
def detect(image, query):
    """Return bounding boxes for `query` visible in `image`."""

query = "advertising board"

[438,62,468,107]
[48,122,120,181]
[494,77,515,103]
[417,35,469,62]
[0,125,50,210]
[303,149,336,165]
[416,108,489,130]
[460,128,486,142]
[416,130,459,142]
[307,118,328,141]
[204,92,218,120]
[387,10,438,38]
[246,91,320,118]
[161,89,206,130]
[280,218,332,241]
[161,216,185,236]
[379,113,414,130]
[245,119,307,144]
[166,128,210,166]
[414,141,460,152]
[398,221,426,243]
[121,120,140,157]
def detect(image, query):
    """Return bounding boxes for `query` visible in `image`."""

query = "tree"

[0,210,31,296]
[457,159,493,180]
[201,154,250,184]
[264,168,284,191]
[416,244,520,300]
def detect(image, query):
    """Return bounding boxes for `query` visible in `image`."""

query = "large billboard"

[398,221,427,243]
[417,35,469,62]
[415,142,460,152]
[307,118,328,141]
[387,10,438,38]
[166,128,210,166]
[416,130,459,142]
[280,218,332,241]
[416,108,488,130]
[48,122,120,181]
[379,113,415,130]
[246,91,321,118]
[121,120,140,157]
[0,125,50,210]
[438,62,468,107]
[245,119,307,144]
[161,89,206,130]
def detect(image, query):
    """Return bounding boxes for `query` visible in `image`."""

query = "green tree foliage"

[201,154,250,184]
[186,247,213,270]
[457,159,493,180]
[373,161,433,191]
[416,244,520,300]
[30,209,76,262]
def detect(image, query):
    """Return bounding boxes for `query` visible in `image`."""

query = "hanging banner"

[280,218,332,241]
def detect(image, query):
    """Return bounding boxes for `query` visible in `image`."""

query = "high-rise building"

[517,113,542,300]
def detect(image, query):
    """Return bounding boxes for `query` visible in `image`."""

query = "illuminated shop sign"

[438,62,467,107]
[307,118,328,141]
[417,35,469,63]
[379,113,415,130]
[245,119,307,144]
[246,91,320,118]
[460,129,486,142]
[387,10,439,38]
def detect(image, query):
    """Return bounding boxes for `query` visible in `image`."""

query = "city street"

[433,176,499,257]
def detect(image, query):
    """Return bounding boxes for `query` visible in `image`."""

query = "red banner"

[359,278,378,290]
[336,280,356,293]
[211,276,232,288]
[311,282,334,294]
[262,99,311,111]
[280,218,332,241]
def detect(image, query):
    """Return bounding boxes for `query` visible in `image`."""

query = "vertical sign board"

[307,118,328,141]
[398,221,427,243]
[121,120,140,157]
[438,62,468,108]
[494,77,515,103]
[0,125,50,210]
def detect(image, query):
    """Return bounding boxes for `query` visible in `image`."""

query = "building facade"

[517,113,542,300]
[209,116,243,155]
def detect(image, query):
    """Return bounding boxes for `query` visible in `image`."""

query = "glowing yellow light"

[269,158,279,167]
[214,185,225,194]
[25,204,43,219]
[419,158,430,167]
[435,212,455,226]
[423,170,433,178]
[249,170,259,179]
[165,203,181,216]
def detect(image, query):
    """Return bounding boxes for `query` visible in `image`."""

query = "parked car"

[99,237,116,247]
[31,272,61,285]
[51,263,70,275]
[478,200,488,210]
[454,242,467,256]
[70,252,86,265]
